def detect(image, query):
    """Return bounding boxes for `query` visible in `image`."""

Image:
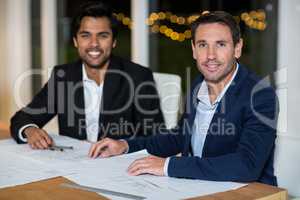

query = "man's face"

[192,23,243,84]
[73,16,116,69]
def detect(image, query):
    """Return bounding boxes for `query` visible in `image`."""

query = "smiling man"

[89,11,279,185]
[10,1,164,148]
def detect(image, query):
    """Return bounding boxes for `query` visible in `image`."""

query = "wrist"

[120,140,129,154]
[24,126,37,138]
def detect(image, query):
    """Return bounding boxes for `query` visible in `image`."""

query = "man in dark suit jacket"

[88,11,279,185]
[10,1,164,148]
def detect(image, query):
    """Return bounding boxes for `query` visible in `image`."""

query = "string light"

[114,10,267,42]
[240,10,267,30]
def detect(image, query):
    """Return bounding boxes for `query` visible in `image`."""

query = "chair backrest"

[153,72,182,129]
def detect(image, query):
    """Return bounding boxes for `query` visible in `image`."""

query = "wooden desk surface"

[0,129,10,140]
[0,129,287,200]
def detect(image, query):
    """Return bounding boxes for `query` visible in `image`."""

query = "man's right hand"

[88,138,129,159]
[24,127,53,149]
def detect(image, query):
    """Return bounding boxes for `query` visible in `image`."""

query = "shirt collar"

[82,64,94,82]
[197,63,239,106]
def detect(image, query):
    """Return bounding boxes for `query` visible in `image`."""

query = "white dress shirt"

[82,65,103,142]
[18,64,103,143]
[164,64,239,176]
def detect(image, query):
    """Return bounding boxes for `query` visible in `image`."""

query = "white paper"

[0,136,247,199]
[0,135,92,171]
[0,151,64,189]
[65,150,247,200]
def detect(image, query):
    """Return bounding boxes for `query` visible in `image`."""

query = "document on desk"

[0,135,91,188]
[0,151,65,189]
[0,135,92,171]
[0,136,246,198]
[65,150,247,200]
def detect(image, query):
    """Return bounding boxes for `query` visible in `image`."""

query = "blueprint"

[0,151,65,188]
[0,135,247,199]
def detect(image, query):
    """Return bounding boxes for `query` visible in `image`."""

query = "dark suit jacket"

[126,65,278,185]
[10,55,165,143]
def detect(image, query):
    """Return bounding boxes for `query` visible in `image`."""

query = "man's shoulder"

[112,56,153,78]
[239,64,275,91]
[49,60,82,80]
[236,65,277,105]
[52,60,81,71]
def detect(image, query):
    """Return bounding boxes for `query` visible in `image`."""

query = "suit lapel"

[183,76,203,156]
[101,56,123,113]
[98,56,123,138]
[71,61,87,139]
[202,65,249,156]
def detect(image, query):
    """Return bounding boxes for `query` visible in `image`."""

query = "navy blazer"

[127,65,278,185]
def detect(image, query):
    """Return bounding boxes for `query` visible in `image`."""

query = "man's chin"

[204,75,221,83]
[85,61,108,69]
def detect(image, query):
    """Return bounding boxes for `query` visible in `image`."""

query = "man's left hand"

[127,155,166,176]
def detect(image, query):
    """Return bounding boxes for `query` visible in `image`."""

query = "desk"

[0,130,287,200]
[0,128,10,140]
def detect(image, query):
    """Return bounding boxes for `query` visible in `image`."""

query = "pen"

[48,145,74,151]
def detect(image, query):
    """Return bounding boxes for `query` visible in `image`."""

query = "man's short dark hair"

[71,1,118,39]
[191,11,241,46]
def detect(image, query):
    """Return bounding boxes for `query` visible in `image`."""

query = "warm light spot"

[249,11,257,19]
[202,10,210,15]
[184,30,192,38]
[165,28,173,37]
[117,13,125,21]
[170,15,178,23]
[122,17,131,25]
[171,32,179,40]
[241,12,249,21]
[177,17,186,25]
[159,25,168,34]
[150,13,159,21]
[151,25,160,33]
[146,19,154,26]
[158,12,166,20]
[257,11,266,21]
[178,33,186,42]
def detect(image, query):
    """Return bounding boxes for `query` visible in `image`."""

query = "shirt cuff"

[18,124,39,143]
[119,139,129,154]
[163,157,170,176]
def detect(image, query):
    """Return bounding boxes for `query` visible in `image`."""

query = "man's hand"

[24,127,53,149]
[127,156,166,176]
[88,138,128,158]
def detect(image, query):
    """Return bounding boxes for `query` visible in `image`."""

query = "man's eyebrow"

[78,31,111,35]
[195,40,206,44]
[78,31,90,34]
[97,31,111,35]
[195,39,229,44]
[216,40,228,43]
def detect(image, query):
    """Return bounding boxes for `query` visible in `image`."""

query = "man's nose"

[90,36,99,47]
[207,46,217,60]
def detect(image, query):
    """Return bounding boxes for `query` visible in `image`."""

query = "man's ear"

[234,38,243,59]
[73,37,78,48]
[113,39,117,48]
[191,40,197,60]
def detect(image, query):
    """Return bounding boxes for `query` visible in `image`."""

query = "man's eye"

[198,43,207,48]
[217,42,226,47]
[80,34,90,38]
